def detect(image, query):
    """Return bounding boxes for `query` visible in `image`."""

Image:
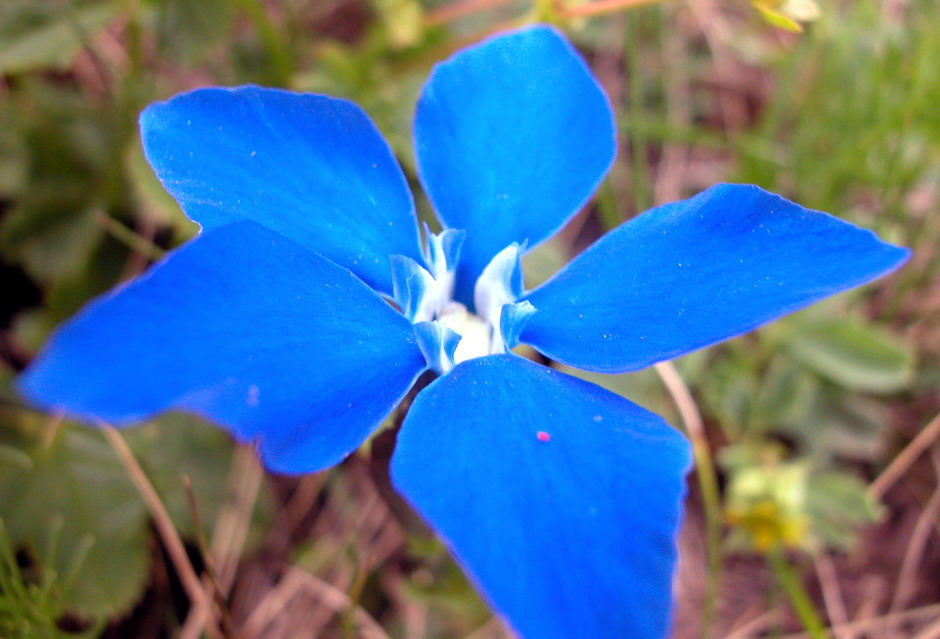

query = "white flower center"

[437,302,492,364]
[391,230,537,374]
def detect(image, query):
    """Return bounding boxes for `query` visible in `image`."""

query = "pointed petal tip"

[522,183,911,373]
[16,222,426,475]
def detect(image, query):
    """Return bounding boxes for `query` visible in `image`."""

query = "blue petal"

[18,222,427,474]
[141,86,423,294]
[522,184,911,373]
[414,26,616,305]
[391,355,690,639]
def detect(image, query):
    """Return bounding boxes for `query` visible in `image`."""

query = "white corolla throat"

[391,230,537,373]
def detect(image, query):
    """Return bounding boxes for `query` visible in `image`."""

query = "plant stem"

[625,13,652,213]
[769,547,831,639]
[94,210,166,262]
[234,0,293,87]
[654,362,723,639]
[100,424,225,639]
[869,410,940,501]
[559,0,663,19]
[425,0,517,25]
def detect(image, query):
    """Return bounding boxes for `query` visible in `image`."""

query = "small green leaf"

[754,356,820,429]
[0,444,34,471]
[0,518,103,639]
[0,106,27,197]
[752,0,819,31]
[806,471,881,549]
[697,350,760,438]
[0,415,150,619]
[785,317,914,393]
[370,0,425,49]
[153,0,235,64]
[1,207,103,287]
[0,3,118,75]
[755,5,804,32]
[129,414,240,538]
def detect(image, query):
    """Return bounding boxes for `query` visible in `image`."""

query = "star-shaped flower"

[18,26,908,639]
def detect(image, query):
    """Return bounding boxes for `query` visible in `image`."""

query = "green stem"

[93,211,166,262]
[234,0,293,86]
[768,547,830,639]
[694,436,724,639]
[595,179,624,230]
[653,362,723,639]
[624,15,651,213]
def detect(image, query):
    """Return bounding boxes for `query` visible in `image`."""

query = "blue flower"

[18,26,908,639]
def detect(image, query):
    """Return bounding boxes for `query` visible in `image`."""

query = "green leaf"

[0,3,119,75]
[754,355,820,430]
[785,317,914,393]
[697,350,760,438]
[0,444,34,471]
[0,205,103,288]
[0,105,27,197]
[815,394,889,462]
[0,82,115,288]
[0,413,150,619]
[754,5,804,32]
[0,406,270,622]
[0,518,101,639]
[153,0,235,65]
[128,414,240,539]
[806,471,881,549]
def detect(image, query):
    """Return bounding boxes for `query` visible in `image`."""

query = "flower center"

[390,228,537,373]
[437,302,491,364]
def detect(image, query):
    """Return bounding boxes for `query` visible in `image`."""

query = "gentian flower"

[18,26,908,639]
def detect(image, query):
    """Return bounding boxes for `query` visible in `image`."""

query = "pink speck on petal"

[536,431,551,442]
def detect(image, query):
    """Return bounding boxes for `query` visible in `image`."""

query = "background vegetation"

[0,0,938,637]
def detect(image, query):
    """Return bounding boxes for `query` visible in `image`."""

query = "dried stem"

[913,613,940,639]
[100,423,224,639]
[93,210,166,262]
[41,412,65,448]
[559,0,664,18]
[770,602,940,639]
[180,445,264,639]
[888,463,940,614]
[814,553,853,639]
[425,0,517,25]
[654,361,723,638]
[215,447,265,590]
[725,609,785,639]
[275,567,391,639]
[182,476,239,638]
[869,411,940,500]
[240,567,308,638]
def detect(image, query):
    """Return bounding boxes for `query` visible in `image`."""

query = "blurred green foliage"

[0,407,266,619]
[0,517,101,638]
[0,0,936,635]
